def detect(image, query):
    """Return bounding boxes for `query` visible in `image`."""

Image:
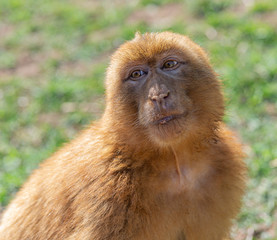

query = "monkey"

[0,32,246,240]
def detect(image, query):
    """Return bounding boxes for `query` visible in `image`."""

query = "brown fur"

[0,32,246,240]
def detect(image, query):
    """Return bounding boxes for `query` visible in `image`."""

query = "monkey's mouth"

[154,113,185,125]
[155,115,175,125]
[147,112,188,144]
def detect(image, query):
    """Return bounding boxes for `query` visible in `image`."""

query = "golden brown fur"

[0,32,246,240]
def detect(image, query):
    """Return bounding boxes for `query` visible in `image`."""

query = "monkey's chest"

[159,163,213,196]
[142,164,217,240]
[155,162,219,222]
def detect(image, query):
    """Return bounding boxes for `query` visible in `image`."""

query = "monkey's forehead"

[110,32,208,66]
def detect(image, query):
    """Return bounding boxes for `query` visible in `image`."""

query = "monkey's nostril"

[153,92,169,100]
[159,91,170,100]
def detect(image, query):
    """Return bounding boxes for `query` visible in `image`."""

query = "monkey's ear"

[134,31,142,39]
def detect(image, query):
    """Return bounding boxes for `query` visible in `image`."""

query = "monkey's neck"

[171,146,184,185]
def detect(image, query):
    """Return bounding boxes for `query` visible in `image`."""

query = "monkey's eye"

[130,70,146,80]
[163,60,178,70]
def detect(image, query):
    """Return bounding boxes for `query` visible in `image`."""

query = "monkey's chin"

[148,118,185,146]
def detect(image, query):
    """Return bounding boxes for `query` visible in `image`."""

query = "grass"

[0,0,276,239]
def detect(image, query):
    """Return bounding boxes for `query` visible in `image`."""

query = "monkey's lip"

[154,113,184,125]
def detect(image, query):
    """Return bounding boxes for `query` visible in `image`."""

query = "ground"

[0,0,276,239]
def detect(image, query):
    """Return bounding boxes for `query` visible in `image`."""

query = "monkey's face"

[124,53,194,145]
[106,32,224,146]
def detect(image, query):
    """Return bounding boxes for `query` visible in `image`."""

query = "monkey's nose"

[150,92,169,102]
[149,91,170,110]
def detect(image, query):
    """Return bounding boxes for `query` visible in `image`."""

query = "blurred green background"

[0,0,276,239]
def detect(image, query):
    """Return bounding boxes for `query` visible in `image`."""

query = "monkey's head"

[104,32,224,147]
